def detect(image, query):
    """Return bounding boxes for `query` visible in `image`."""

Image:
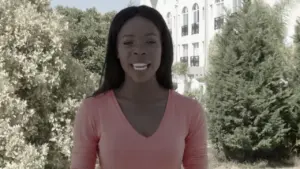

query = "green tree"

[0,60,49,169]
[0,0,99,168]
[291,18,300,154]
[172,62,191,92]
[172,62,206,103]
[56,6,116,75]
[0,0,65,168]
[206,0,298,161]
[294,19,300,72]
[172,62,188,76]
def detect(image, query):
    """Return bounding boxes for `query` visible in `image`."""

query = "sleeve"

[70,99,100,169]
[182,102,208,169]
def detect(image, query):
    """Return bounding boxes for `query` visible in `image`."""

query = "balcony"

[181,25,188,36]
[190,56,199,67]
[214,16,224,30]
[180,56,188,64]
[192,23,199,34]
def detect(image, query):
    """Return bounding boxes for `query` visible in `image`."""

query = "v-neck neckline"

[110,89,173,140]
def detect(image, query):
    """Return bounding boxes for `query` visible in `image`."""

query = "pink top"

[70,90,208,169]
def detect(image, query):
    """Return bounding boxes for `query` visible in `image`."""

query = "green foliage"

[294,19,300,71]
[206,0,299,162]
[0,0,107,168]
[0,0,63,168]
[172,62,188,76]
[291,18,300,154]
[56,6,116,74]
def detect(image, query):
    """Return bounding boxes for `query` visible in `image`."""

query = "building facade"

[140,0,244,78]
[139,0,300,94]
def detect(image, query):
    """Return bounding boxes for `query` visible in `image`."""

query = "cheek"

[118,57,129,71]
[152,48,162,68]
[117,52,129,70]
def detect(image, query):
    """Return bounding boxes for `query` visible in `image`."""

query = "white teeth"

[132,63,148,71]
[133,63,147,67]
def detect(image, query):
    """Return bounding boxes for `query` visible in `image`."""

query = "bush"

[0,0,100,168]
[206,0,299,162]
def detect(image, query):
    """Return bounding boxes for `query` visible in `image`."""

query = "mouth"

[131,63,151,71]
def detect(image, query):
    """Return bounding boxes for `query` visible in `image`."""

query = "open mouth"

[131,63,151,71]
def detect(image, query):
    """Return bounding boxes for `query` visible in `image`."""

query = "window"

[190,56,199,67]
[214,16,224,30]
[183,44,188,56]
[191,43,199,67]
[182,7,188,36]
[167,12,172,35]
[214,0,224,30]
[192,4,199,23]
[192,3,199,35]
[215,0,224,17]
[192,43,199,56]
[180,44,188,63]
[182,7,188,25]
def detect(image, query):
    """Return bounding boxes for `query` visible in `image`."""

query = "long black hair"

[92,5,173,97]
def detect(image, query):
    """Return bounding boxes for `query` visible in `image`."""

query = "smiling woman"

[70,5,208,169]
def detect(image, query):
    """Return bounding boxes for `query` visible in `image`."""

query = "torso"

[89,90,204,169]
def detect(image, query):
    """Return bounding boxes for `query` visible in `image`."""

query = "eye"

[123,41,133,45]
[146,40,156,44]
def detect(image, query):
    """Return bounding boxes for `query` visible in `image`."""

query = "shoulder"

[77,90,113,116]
[171,90,206,120]
[171,90,204,111]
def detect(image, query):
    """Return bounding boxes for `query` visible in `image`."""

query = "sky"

[50,0,139,13]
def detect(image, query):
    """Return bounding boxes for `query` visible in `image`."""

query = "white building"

[140,0,300,94]
[140,0,245,78]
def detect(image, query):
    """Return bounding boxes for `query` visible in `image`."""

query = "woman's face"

[117,16,162,83]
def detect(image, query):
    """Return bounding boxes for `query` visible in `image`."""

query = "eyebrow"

[122,32,157,38]
[145,33,157,36]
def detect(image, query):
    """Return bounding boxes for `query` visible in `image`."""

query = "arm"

[70,99,100,169]
[182,102,208,169]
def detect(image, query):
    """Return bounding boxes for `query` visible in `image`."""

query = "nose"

[133,47,146,56]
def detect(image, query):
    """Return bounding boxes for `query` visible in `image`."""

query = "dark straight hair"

[92,5,174,97]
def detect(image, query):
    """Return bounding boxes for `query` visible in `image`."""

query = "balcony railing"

[190,56,199,67]
[192,23,199,34]
[214,16,224,30]
[181,25,188,36]
[180,56,188,64]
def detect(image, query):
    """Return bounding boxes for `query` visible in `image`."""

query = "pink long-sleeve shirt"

[70,89,208,169]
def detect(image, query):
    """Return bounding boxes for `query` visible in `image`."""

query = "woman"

[70,5,208,169]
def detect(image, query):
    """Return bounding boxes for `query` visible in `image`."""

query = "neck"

[115,76,168,102]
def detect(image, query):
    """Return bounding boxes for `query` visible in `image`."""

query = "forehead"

[118,16,160,37]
